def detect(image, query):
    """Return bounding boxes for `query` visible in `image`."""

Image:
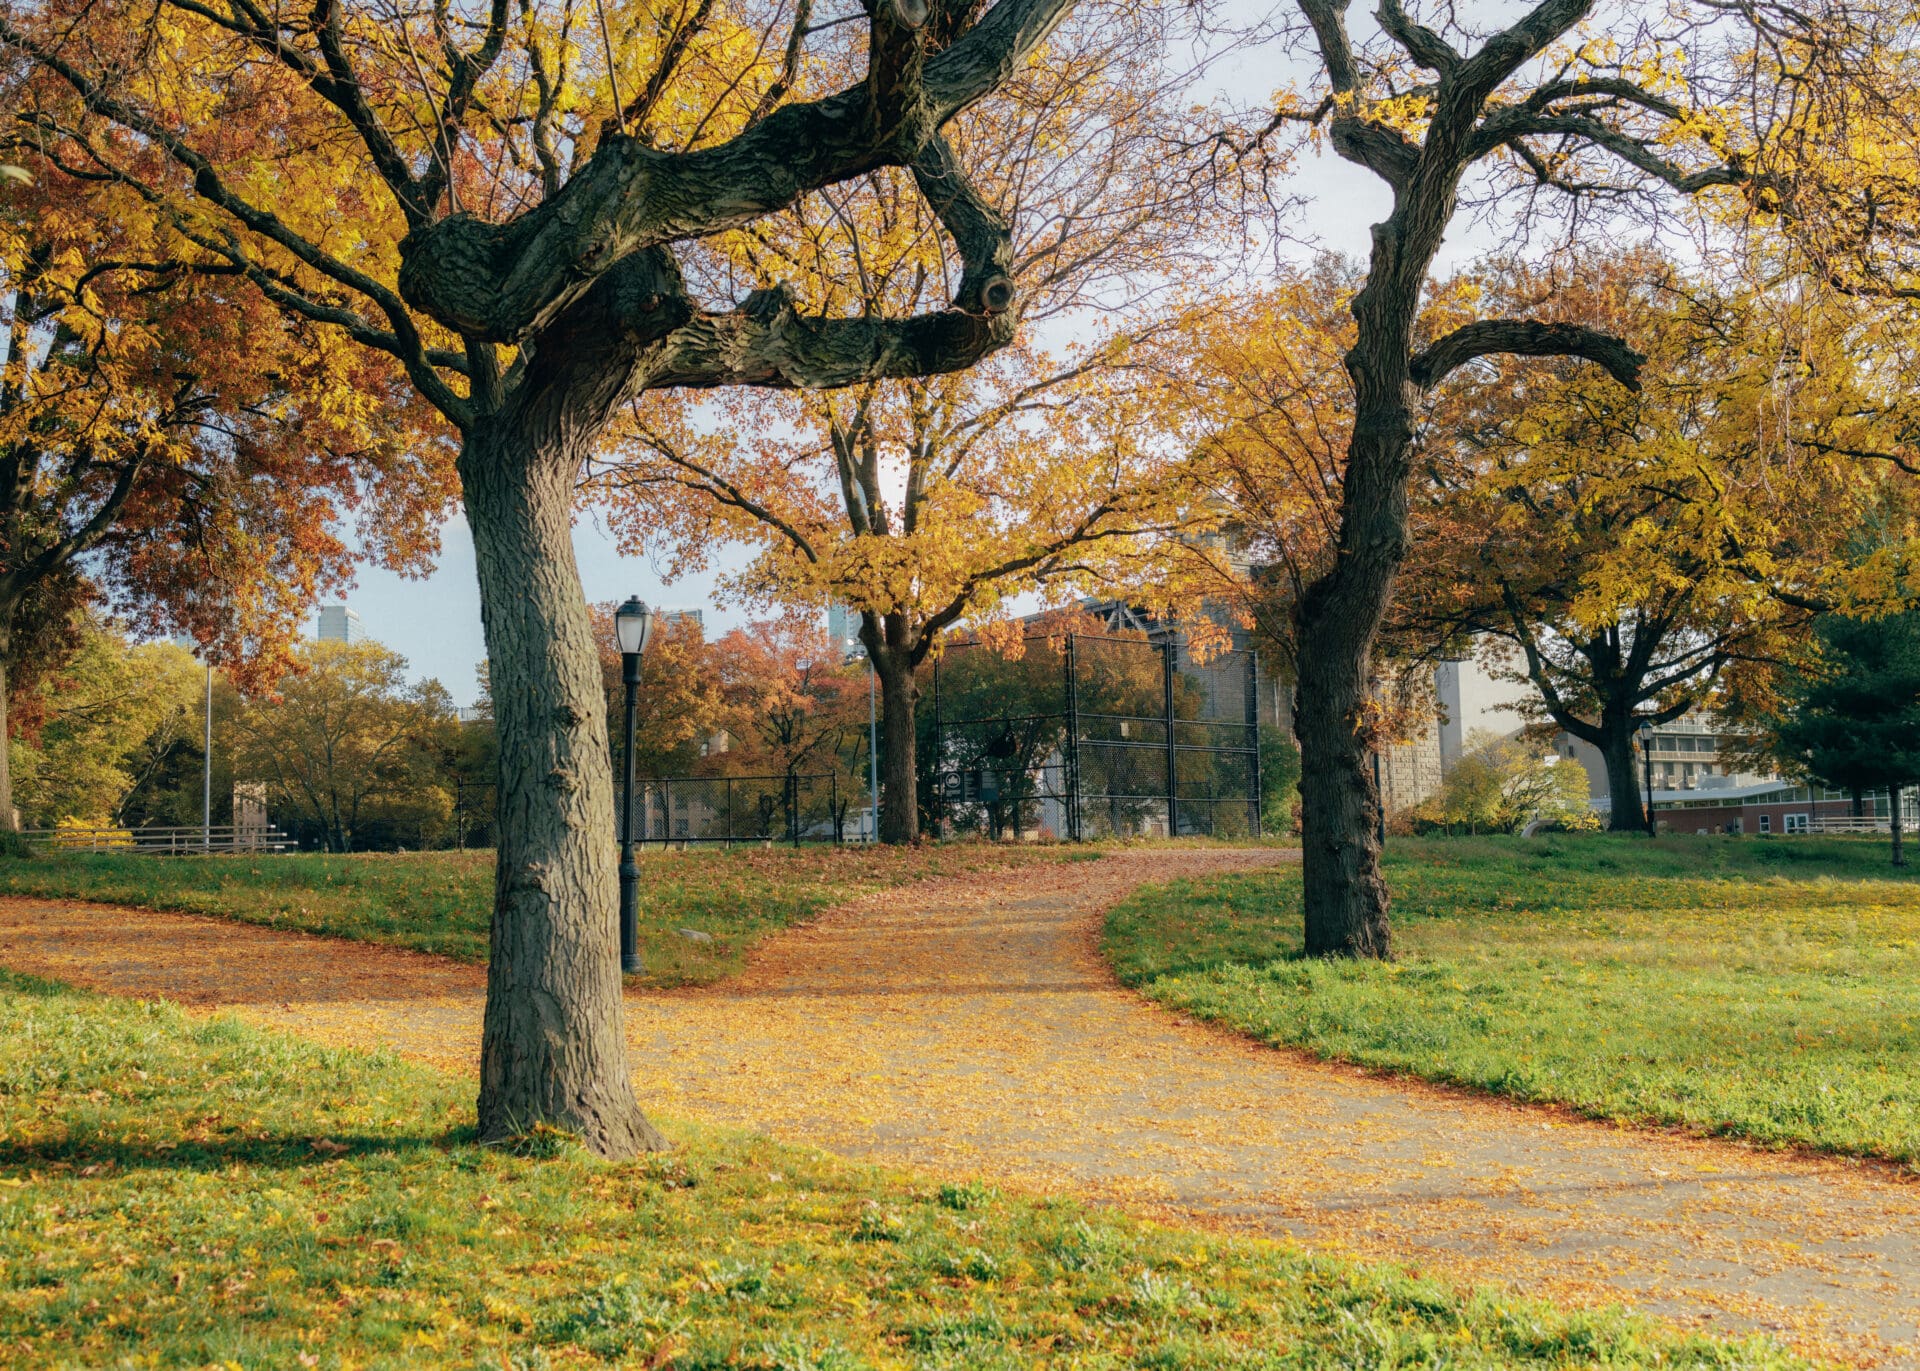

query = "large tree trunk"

[875,654,918,844]
[0,636,13,832]
[1601,722,1647,833]
[461,418,666,1158]
[1292,368,1410,958]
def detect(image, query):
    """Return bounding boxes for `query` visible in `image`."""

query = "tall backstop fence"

[930,632,1262,841]
[621,772,846,846]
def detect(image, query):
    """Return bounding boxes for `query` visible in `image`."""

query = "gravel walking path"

[3,848,1917,1366]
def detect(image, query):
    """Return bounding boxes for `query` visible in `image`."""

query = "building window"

[1785,813,1810,835]
[1759,813,1771,834]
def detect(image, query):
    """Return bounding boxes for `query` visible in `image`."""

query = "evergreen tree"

[1771,613,1920,866]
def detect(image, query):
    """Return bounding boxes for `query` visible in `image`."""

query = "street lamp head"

[1637,720,1653,744]
[614,596,654,657]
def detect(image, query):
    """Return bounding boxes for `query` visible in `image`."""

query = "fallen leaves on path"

[2,853,1917,1368]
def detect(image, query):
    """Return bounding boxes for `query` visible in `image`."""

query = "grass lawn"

[1105,834,1920,1165]
[0,844,1081,988]
[0,970,1803,1369]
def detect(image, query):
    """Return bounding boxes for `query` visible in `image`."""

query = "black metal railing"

[621,772,848,846]
[930,632,1262,841]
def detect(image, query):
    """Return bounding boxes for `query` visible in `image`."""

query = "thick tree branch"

[394,0,1072,342]
[1376,0,1460,74]
[1409,318,1645,390]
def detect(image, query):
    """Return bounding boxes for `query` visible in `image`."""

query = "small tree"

[585,605,729,779]
[1411,731,1592,835]
[7,615,202,827]
[232,641,457,852]
[1765,612,1920,866]
[713,621,862,787]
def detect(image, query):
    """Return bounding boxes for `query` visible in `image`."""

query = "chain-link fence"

[930,632,1262,841]
[622,772,847,845]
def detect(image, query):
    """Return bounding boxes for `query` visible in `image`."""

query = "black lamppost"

[1637,719,1656,837]
[614,596,655,974]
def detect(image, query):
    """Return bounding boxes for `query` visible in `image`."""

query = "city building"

[1553,716,1771,813]
[1434,650,1533,771]
[826,600,861,658]
[1649,780,1920,835]
[661,608,705,638]
[316,604,366,644]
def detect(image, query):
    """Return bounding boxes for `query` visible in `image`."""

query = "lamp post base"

[621,954,644,976]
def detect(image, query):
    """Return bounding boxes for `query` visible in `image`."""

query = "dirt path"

[3,849,1918,1366]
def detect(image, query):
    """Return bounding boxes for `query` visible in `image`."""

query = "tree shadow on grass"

[0,1124,480,1176]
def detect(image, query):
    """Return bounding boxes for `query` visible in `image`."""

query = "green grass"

[0,845,1079,987]
[1105,834,1920,1165]
[0,970,1806,1368]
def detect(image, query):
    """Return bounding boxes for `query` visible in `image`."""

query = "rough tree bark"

[877,656,919,844]
[861,612,922,844]
[1292,310,1413,955]
[464,412,668,1153]
[0,634,12,831]
[1283,0,1676,955]
[1601,722,1649,833]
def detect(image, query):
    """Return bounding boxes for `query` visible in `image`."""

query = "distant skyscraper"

[827,601,860,658]
[317,604,366,644]
[661,608,705,639]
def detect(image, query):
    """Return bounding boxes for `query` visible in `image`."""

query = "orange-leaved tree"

[712,619,864,787]
[0,81,450,829]
[2,0,1113,1152]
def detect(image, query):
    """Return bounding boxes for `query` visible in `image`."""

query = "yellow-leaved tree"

[590,2,1219,840]
[1183,0,1882,956]
[1394,251,1920,829]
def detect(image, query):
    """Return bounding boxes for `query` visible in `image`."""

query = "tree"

[1395,253,1920,830]
[713,620,861,785]
[592,1,1212,841]
[7,614,202,827]
[231,641,457,853]
[585,604,729,778]
[0,121,450,832]
[1409,730,1592,835]
[4,0,1107,1152]
[1202,0,1849,956]
[1763,611,1920,866]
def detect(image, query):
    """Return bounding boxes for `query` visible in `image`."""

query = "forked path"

[3,851,1918,1366]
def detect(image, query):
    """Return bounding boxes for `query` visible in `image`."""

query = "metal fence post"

[1248,648,1263,837]
[1064,633,1081,842]
[1163,638,1179,838]
[931,657,943,835]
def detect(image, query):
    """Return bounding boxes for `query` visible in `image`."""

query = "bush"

[1259,727,1301,834]
[0,830,35,860]
[1410,730,1592,835]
